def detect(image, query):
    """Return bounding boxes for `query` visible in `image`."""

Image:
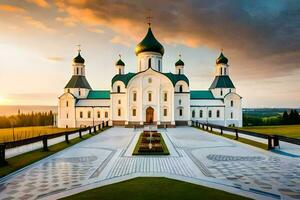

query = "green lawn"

[0,126,77,142]
[241,125,300,139]
[62,177,251,200]
[0,128,108,178]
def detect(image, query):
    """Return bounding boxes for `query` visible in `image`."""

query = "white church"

[57,24,243,128]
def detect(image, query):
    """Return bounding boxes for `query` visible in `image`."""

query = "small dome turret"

[135,27,164,56]
[115,59,125,66]
[175,59,184,66]
[216,52,228,65]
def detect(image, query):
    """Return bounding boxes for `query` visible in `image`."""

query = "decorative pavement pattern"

[0,127,299,200]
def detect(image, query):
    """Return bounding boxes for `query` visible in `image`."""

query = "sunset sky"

[0,0,299,108]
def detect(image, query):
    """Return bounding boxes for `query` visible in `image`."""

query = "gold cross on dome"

[221,48,224,52]
[119,54,122,59]
[146,9,153,26]
[179,54,182,59]
[77,44,81,53]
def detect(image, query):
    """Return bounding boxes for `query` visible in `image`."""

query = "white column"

[139,80,143,125]
[157,85,161,125]
[171,89,175,125]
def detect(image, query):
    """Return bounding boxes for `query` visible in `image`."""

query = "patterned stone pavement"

[0,127,299,200]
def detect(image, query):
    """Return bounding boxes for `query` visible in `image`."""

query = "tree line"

[243,109,300,126]
[0,111,54,129]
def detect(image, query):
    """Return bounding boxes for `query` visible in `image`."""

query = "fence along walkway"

[191,121,300,150]
[0,121,110,166]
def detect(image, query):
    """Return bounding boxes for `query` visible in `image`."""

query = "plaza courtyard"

[0,127,299,200]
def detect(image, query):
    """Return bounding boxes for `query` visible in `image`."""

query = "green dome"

[135,27,164,56]
[73,52,85,64]
[216,52,228,64]
[116,59,125,66]
[175,59,184,66]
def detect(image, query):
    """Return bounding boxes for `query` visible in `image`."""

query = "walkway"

[0,127,299,200]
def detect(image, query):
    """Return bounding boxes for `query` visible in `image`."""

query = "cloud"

[0,4,26,13]
[54,0,300,79]
[45,56,64,62]
[26,0,50,8]
[23,16,56,33]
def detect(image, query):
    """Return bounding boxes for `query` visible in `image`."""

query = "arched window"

[132,109,136,116]
[80,111,83,118]
[78,89,81,96]
[148,58,151,68]
[117,85,121,93]
[118,109,121,116]
[179,85,183,93]
[76,67,79,74]
[231,100,234,107]
[148,92,152,102]
[217,110,220,118]
[164,92,167,102]
[66,101,69,107]
[105,112,108,118]
[158,60,161,71]
[119,68,121,74]
[179,99,182,105]
[220,90,223,96]
[67,89,70,93]
[231,112,233,119]
[224,68,227,75]
[81,68,83,75]
[88,111,91,118]
[97,111,100,118]
[133,92,137,102]
[66,113,68,119]
[178,69,181,74]
[118,100,121,104]
[208,110,212,118]
[163,108,167,116]
[192,110,195,118]
[200,110,203,118]
[179,109,183,116]
[220,68,223,75]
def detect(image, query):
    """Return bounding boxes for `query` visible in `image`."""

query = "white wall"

[136,52,163,72]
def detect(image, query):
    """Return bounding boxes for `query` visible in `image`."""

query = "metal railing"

[191,120,299,149]
[0,121,110,166]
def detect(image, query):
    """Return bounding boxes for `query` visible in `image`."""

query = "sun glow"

[0,96,9,105]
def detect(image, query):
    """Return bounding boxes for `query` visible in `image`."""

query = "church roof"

[209,75,235,89]
[73,52,85,64]
[135,27,164,56]
[65,75,92,89]
[87,90,110,99]
[216,52,228,65]
[111,70,189,87]
[115,59,125,66]
[190,90,215,99]
[175,59,184,66]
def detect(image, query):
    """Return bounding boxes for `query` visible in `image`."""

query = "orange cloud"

[23,16,56,33]
[0,4,26,13]
[26,0,50,8]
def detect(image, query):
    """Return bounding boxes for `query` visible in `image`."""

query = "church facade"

[57,25,243,128]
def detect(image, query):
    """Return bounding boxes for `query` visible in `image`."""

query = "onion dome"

[116,59,125,66]
[135,27,164,56]
[73,52,85,64]
[216,52,228,65]
[175,59,184,66]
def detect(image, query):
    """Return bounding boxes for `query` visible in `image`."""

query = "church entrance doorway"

[146,107,154,124]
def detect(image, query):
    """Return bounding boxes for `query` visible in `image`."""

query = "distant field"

[0,126,77,142]
[241,125,300,139]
